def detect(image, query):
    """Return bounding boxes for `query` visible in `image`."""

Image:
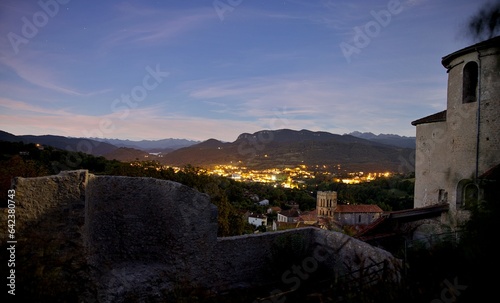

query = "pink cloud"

[0,97,69,115]
[0,104,262,141]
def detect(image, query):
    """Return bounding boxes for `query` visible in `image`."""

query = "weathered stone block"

[6,169,88,235]
[2,170,402,302]
[85,175,218,268]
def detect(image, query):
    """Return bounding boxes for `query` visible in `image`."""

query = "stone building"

[316,191,382,226]
[277,208,300,223]
[412,36,500,227]
[334,205,384,226]
[317,190,337,217]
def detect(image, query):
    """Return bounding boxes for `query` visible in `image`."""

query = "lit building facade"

[316,191,337,218]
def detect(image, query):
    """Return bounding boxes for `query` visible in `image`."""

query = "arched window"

[462,61,478,103]
[463,183,479,207]
[457,179,479,208]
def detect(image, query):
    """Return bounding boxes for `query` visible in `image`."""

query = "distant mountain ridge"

[0,130,117,156]
[0,130,198,159]
[348,131,416,149]
[0,130,157,162]
[160,129,415,173]
[89,137,199,152]
[0,129,416,172]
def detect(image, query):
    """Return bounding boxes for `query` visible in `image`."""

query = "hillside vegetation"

[0,140,496,302]
[1,140,414,233]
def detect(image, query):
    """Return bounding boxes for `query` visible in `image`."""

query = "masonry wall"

[85,174,218,272]
[450,48,500,214]
[7,170,88,234]
[335,212,381,225]
[413,41,500,228]
[477,49,500,175]
[1,170,402,302]
[0,170,92,300]
[201,227,401,295]
[413,121,449,209]
[446,52,481,216]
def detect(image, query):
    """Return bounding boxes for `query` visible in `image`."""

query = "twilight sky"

[0,0,490,141]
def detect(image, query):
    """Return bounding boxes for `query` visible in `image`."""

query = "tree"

[0,155,49,207]
[464,0,500,42]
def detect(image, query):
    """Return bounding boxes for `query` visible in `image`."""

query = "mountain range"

[0,129,415,172]
[89,137,199,153]
[0,131,118,156]
[347,131,415,149]
[159,129,415,173]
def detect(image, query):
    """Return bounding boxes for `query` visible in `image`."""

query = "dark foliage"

[465,0,500,42]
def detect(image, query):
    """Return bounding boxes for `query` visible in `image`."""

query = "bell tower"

[317,191,337,219]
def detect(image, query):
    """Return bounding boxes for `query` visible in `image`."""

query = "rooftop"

[299,210,318,222]
[335,204,384,213]
[479,163,500,180]
[355,203,450,241]
[279,209,301,217]
[411,110,447,126]
[441,36,500,68]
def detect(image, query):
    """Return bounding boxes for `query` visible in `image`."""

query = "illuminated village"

[139,161,393,188]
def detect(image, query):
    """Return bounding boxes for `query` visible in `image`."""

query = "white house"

[248,213,267,227]
[277,209,300,223]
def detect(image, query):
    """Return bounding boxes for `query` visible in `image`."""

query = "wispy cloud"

[100,5,216,50]
[0,0,479,141]
[1,57,82,95]
[0,97,69,115]
[183,71,445,137]
[0,51,111,97]
[0,54,111,97]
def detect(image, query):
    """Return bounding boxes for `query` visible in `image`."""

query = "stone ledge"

[1,170,402,302]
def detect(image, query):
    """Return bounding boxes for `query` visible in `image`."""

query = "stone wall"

[5,170,88,237]
[1,170,402,302]
[0,170,92,301]
[413,38,500,228]
[413,120,451,210]
[200,228,402,297]
[85,174,218,272]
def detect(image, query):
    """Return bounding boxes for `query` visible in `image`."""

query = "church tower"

[412,36,500,227]
[316,191,337,219]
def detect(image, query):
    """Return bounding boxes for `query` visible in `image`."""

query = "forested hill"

[161,129,415,173]
[0,129,416,173]
[0,140,415,235]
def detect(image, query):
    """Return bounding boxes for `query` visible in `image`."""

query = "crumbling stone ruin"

[1,170,402,302]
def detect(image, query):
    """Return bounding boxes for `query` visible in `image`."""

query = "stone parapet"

[0,170,402,302]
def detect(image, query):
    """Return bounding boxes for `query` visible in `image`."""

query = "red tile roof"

[299,210,318,222]
[335,204,383,213]
[268,206,282,212]
[279,209,300,217]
